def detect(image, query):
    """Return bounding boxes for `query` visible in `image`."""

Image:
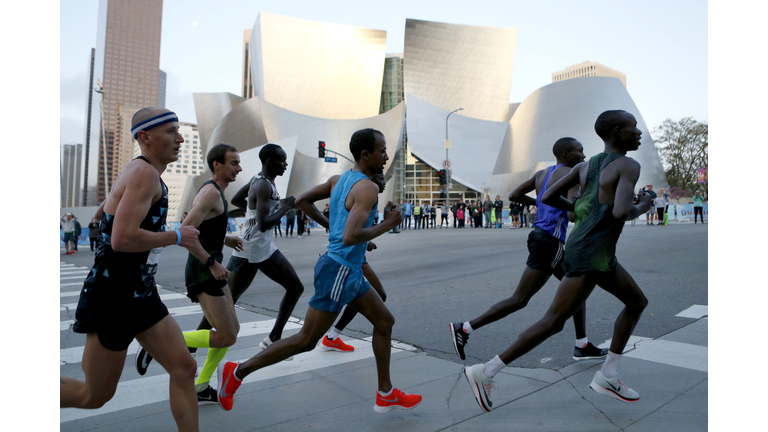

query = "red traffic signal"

[318,141,326,158]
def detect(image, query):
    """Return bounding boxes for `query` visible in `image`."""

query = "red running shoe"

[374,388,422,413]
[217,361,242,411]
[321,335,355,352]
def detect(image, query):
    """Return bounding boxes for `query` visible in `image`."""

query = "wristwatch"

[204,256,216,267]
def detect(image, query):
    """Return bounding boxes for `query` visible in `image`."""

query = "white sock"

[462,321,474,334]
[601,351,621,378]
[377,388,393,397]
[483,355,506,379]
[575,337,588,348]
[233,364,244,382]
[327,330,341,340]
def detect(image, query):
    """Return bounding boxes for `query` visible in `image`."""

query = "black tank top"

[86,155,168,296]
[195,180,229,254]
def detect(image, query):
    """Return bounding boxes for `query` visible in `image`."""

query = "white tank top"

[233,174,279,263]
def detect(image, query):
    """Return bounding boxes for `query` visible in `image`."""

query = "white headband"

[131,111,178,139]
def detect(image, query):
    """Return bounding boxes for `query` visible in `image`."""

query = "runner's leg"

[469,266,552,330]
[258,251,304,342]
[60,333,126,408]
[594,263,648,354]
[347,288,394,392]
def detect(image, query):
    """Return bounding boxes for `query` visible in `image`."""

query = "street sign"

[443,139,452,149]
[324,157,337,163]
[442,159,451,169]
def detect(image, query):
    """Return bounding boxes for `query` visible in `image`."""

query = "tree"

[653,117,708,196]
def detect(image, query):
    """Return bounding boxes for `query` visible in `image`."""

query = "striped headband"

[131,111,179,139]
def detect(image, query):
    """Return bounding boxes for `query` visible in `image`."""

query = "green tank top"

[564,152,626,275]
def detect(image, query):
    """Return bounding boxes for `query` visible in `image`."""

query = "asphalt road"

[64,221,708,370]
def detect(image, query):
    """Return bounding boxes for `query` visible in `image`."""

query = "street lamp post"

[95,80,109,197]
[445,107,463,214]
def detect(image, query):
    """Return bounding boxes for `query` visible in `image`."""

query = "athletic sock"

[195,346,229,391]
[462,321,474,334]
[601,351,621,378]
[183,329,211,349]
[575,337,589,348]
[483,355,506,379]
[327,329,341,340]
[378,388,393,397]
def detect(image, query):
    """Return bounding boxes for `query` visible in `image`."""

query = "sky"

[60,0,708,150]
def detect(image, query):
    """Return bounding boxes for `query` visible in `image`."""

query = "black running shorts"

[185,250,226,302]
[526,227,565,273]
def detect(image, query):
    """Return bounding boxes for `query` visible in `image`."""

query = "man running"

[450,138,609,362]
[221,143,303,356]
[135,143,244,407]
[463,110,652,412]
[215,128,421,414]
[61,107,201,431]
[321,172,388,352]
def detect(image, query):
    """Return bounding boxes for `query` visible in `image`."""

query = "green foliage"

[653,118,708,196]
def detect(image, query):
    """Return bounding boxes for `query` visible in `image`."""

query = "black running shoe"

[450,322,469,360]
[197,385,218,405]
[573,342,609,361]
[135,346,153,375]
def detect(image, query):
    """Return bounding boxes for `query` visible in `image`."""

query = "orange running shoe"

[373,388,422,413]
[321,335,355,352]
[217,361,242,411]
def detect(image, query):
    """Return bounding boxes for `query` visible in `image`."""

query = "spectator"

[413,200,422,230]
[61,213,77,255]
[472,202,482,228]
[403,199,413,230]
[645,185,657,225]
[73,218,82,252]
[483,195,493,228]
[430,200,437,228]
[451,200,459,228]
[272,203,283,237]
[457,205,465,228]
[440,201,449,228]
[467,201,475,228]
[529,204,537,226]
[493,196,504,228]
[287,207,297,236]
[521,203,529,228]
[693,190,706,224]
[297,208,306,238]
[88,217,99,252]
[654,188,667,226]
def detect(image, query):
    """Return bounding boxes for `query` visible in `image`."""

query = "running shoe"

[259,336,293,361]
[573,342,609,361]
[197,385,218,406]
[449,322,469,360]
[321,335,355,352]
[373,388,422,413]
[463,364,496,412]
[217,361,242,411]
[589,370,639,402]
[135,346,153,376]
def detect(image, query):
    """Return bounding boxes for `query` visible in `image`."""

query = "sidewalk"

[61,298,707,431]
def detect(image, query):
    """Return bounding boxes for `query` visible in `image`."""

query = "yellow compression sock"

[183,329,211,349]
[195,347,229,392]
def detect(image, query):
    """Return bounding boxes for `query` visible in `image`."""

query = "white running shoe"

[463,364,496,412]
[589,370,639,402]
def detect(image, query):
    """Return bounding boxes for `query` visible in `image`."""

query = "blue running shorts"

[309,253,370,313]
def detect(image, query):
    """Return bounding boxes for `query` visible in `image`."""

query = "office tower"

[242,29,254,99]
[61,144,83,208]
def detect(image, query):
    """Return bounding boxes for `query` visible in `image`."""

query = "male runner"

[321,172,388,352]
[135,143,244,406]
[61,107,201,431]
[450,138,608,362]
[225,144,302,352]
[216,128,421,414]
[463,110,652,412]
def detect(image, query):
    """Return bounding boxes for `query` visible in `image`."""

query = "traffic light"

[318,141,326,158]
[438,169,447,185]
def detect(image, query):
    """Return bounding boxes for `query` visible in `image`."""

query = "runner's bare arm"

[508,174,537,207]
[295,176,337,230]
[541,162,585,212]
[181,186,229,279]
[252,179,295,232]
[612,159,652,221]
[230,181,251,209]
[111,165,198,252]
[342,180,399,246]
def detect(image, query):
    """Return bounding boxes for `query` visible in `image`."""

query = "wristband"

[174,229,181,245]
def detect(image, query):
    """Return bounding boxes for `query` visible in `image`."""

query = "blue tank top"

[327,170,376,269]
[533,164,569,243]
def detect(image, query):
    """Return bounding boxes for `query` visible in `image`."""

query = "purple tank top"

[533,165,569,243]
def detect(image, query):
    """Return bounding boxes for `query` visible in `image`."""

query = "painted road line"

[60,338,398,423]
[361,336,418,352]
[676,305,708,319]
[60,293,188,309]
[624,339,708,372]
[60,318,303,362]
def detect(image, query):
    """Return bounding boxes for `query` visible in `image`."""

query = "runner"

[135,143,244,407]
[215,128,422,414]
[218,143,302,358]
[61,107,201,431]
[463,110,653,412]
[450,138,609,362]
[321,172,388,352]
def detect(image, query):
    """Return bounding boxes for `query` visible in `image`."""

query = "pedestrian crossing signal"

[318,141,326,158]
